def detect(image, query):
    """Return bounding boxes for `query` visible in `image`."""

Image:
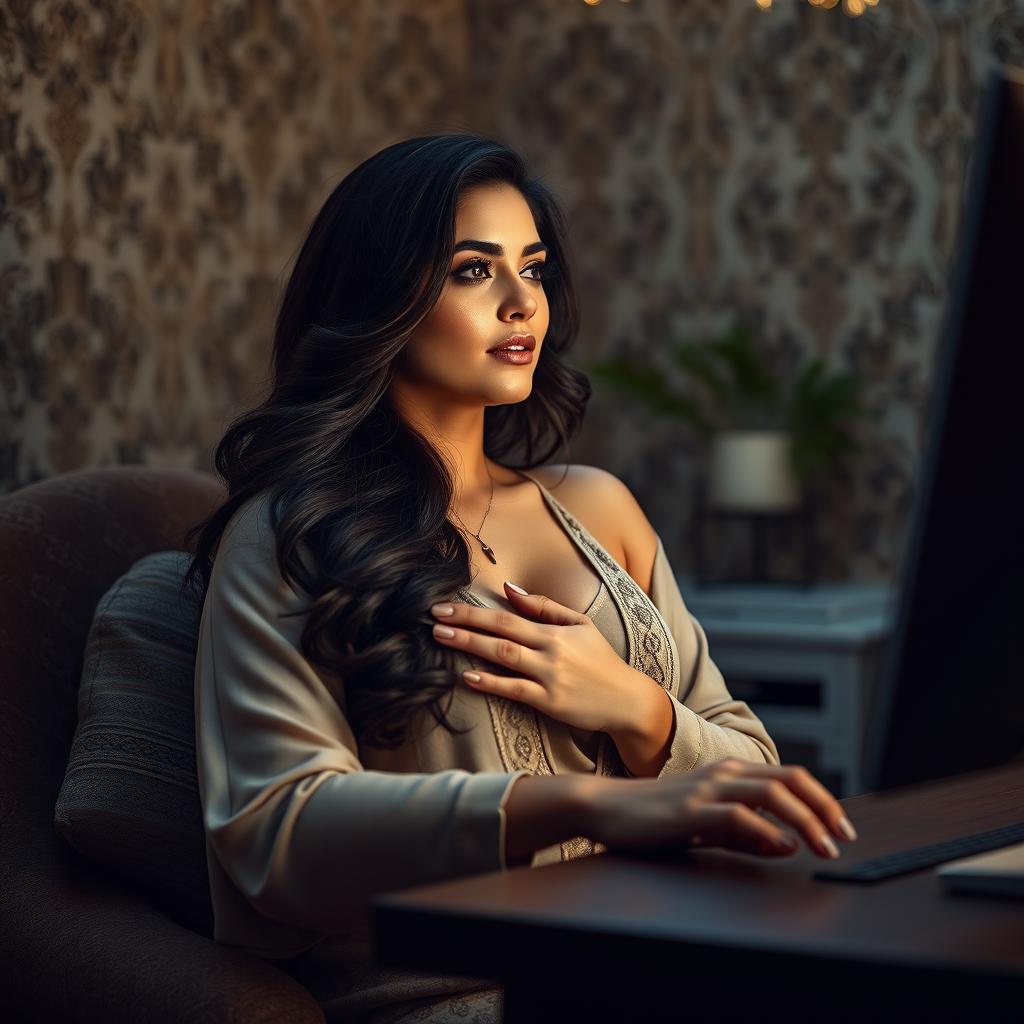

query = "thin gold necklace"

[451,462,497,564]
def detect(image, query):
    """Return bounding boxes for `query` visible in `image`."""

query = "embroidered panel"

[458,587,595,861]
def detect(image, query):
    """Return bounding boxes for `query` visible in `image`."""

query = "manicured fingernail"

[433,624,455,638]
[837,816,858,842]
[430,603,455,616]
[463,671,481,684]
[820,834,840,859]
[504,580,528,595]
[775,834,798,852]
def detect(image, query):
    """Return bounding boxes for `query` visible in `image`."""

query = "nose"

[496,275,538,323]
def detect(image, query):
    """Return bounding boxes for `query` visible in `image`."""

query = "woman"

[183,133,858,1024]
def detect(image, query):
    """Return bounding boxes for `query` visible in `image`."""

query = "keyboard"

[813,820,1024,883]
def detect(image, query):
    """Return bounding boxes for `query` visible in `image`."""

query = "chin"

[486,382,534,404]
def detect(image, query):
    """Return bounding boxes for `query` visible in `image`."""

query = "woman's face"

[394,182,549,409]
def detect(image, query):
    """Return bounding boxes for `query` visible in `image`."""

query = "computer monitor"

[861,65,1024,793]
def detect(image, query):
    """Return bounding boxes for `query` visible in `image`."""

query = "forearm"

[502,772,601,867]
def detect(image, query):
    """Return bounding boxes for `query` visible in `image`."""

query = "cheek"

[430,299,485,342]
[401,302,485,378]
[536,293,551,330]
[416,293,494,354]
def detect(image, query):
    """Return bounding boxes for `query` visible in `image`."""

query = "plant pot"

[707,429,802,512]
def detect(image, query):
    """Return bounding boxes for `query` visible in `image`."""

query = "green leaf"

[671,340,730,405]
[784,359,865,480]
[585,358,715,435]
[706,323,778,411]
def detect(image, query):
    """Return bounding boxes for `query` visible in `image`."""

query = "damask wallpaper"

[3,0,1023,583]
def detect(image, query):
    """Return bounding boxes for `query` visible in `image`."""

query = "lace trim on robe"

[543,493,677,695]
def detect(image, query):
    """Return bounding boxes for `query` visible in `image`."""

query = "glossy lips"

[488,333,535,365]
[489,348,533,364]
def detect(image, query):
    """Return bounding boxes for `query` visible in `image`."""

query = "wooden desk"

[373,762,1024,1023]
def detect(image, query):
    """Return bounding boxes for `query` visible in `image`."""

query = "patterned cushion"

[54,551,212,935]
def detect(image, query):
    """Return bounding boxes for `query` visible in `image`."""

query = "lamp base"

[691,476,820,587]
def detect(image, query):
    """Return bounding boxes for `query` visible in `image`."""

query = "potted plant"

[584,322,866,513]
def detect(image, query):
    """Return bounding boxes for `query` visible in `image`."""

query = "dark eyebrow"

[452,239,548,258]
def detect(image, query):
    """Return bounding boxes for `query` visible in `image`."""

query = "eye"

[453,258,492,281]
[452,258,549,283]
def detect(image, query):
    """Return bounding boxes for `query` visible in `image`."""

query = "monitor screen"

[861,65,1024,792]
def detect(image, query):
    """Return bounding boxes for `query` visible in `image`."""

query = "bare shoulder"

[527,464,660,597]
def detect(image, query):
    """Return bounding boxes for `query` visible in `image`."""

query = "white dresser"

[676,577,895,797]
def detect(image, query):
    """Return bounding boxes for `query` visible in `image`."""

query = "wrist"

[571,773,623,840]
[609,678,676,778]
[503,772,604,868]
[611,669,671,740]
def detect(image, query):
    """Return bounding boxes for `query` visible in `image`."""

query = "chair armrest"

[2,849,325,1024]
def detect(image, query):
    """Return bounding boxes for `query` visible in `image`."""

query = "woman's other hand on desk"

[579,757,858,860]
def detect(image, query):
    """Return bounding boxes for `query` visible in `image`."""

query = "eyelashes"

[451,257,550,284]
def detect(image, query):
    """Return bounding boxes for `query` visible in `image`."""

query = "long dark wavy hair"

[181,132,590,750]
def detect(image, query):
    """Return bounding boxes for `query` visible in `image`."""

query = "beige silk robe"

[194,469,780,1010]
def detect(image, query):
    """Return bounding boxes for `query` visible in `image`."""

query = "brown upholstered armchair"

[0,466,325,1023]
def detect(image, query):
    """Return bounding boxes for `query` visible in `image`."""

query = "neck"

[384,381,525,506]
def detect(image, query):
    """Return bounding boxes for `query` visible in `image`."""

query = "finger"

[431,602,549,650]
[711,761,856,844]
[461,668,547,709]
[432,620,546,679]
[712,777,841,860]
[691,803,801,858]
[502,583,589,627]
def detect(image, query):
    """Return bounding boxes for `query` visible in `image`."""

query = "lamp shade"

[707,429,802,512]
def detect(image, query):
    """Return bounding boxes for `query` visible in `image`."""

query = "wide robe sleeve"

[195,496,531,942]
[641,533,780,775]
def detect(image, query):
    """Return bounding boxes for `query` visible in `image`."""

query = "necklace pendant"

[479,540,497,564]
